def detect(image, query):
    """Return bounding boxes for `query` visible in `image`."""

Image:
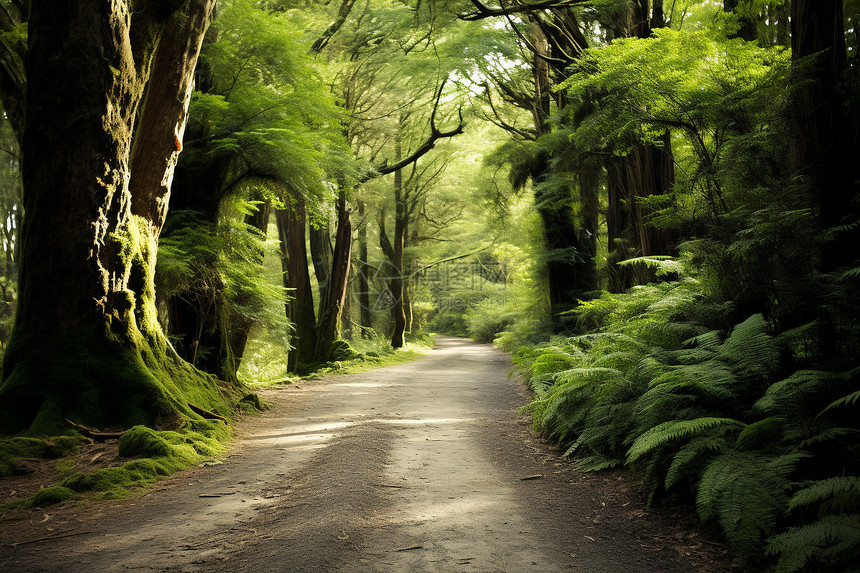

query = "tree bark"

[532,160,588,314]
[388,130,407,349]
[0,0,227,434]
[313,188,352,362]
[791,0,851,237]
[309,224,333,306]
[606,134,678,292]
[275,197,317,371]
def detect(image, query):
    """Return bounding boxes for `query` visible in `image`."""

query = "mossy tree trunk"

[532,161,591,316]
[0,0,228,435]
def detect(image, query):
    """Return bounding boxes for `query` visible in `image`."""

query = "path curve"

[0,337,727,572]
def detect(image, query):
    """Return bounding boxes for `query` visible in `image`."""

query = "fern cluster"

[516,279,860,571]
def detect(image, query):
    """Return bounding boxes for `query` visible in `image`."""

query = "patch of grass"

[313,347,427,376]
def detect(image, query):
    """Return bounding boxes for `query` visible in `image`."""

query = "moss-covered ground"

[0,420,230,512]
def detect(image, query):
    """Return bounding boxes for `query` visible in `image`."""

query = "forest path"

[0,337,726,572]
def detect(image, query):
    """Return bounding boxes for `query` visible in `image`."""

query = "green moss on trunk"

[0,324,236,435]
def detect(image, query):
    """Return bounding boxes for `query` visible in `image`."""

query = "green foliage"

[697,450,809,565]
[768,514,860,573]
[157,203,287,377]
[189,0,353,204]
[765,477,860,572]
[516,272,860,569]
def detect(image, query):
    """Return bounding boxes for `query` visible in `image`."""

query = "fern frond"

[646,362,737,399]
[767,514,860,573]
[683,329,723,351]
[735,416,786,451]
[799,427,860,449]
[616,255,684,276]
[554,367,623,385]
[819,388,860,417]
[591,350,642,370]
[718,313,781,384]
[572,454,623,472]
[628,417,746,464]
[697,450,810,564]
[665,435,729,491]
[788,477,860,515]
[755,370,850,416]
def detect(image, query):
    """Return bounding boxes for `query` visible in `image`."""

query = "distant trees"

[457,0,600,317]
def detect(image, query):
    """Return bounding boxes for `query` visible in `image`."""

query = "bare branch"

[367,81,465,179]
[458,0,588,21]
[310,0,357,54]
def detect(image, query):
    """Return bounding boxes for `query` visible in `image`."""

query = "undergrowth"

[512,278,860,572]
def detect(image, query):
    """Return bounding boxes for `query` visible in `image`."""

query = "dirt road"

[0,337,727,572]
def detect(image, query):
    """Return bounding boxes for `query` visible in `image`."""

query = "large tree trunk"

[788,1,856,360]
[791,1,852,240]
[0,0,228,435]
[389,133,408,349]
[533,172,588,314]
[275,197,317,371]
[309,223,333,305]
[606,134,678,292]
[313,188,352,362]
[578,158,601,297]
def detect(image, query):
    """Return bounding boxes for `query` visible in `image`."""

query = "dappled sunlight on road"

[370,417,473,426]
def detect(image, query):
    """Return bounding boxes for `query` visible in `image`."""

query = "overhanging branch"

[366,81,465,180]
[458,0,589,21]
